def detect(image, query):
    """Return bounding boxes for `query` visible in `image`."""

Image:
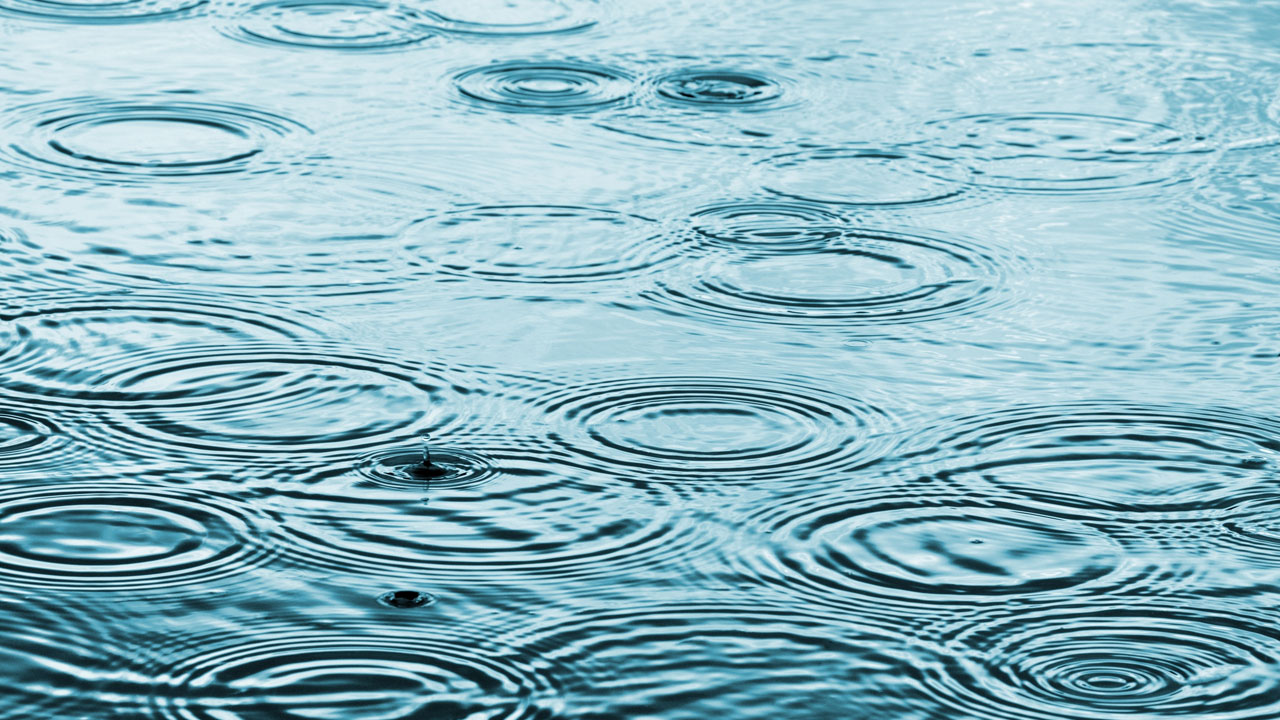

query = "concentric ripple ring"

[145,621,563,720]
[757,147,968,206]
[905,402,1280,516]
[654,69,784,108]
[413,0,596,35]
[0,98,309,182]
[534,375,895,485]
[0,483,274,595]
[923,601,1280,720]
[0,0,204,23]
[453,61,634,114]
[224,0,435,51]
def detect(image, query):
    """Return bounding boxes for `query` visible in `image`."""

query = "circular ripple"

[0,405,79,471]
[911,403,1280,516]
[654,69,784,108]
[87,341,467,461]
[927,112,1210,194]
[0,483,272,595]
[739,496,1128,611]
[401,204,680,284]
[526,603,921,719]
[757,147,968,207]
[0,98,308,183]
[277,477,724,585]
[147,621,562,720]
[355,446,498,490]
[535,376,893,485]
[688,201,846,252]
[414,0,596,35]
[645,227,1013,328]
[0,0,203,22]
[225,0,434,50]
[0,291,322,407]
[925,602,1280,720]
[454,61,634,114]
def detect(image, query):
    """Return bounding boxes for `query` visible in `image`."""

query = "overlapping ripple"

[84,341,476,463]
[904,402,1280,516]
[0,290,323,406]
[0,403,84,472]
[0,482,275,595]
[275,477,727,585]
[922,601,1280,720]
[644,226,1017,330]
[0,98,309,184]
[525,602,924,719]
[735,495,1132,611]
[927,112,1212,194]
[454,61,634,114]
[414,0,597,35]
[223,0,435,51]
[400,204,682,285]
[687,201,846,252]
[0,0,204,23]
[143,619,564,720]
[534,375,895,485]
[755,147,969,207]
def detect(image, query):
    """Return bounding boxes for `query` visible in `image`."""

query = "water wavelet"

[653,69,785,108]
[400,204,683,285]
[921,600,1280,720]
[81,341,478,463]
[0,290,324,407]
[687,201,847,252]
[904,402,1280,517]
[533,375,895,485]
[926,112,1212,194]
[734,494,1134,613]
[0,482,276,596]
[0,403,85,473]
[1144,299,1280,376]
[0,97,309,183]
[143,619,564,720]
[755,147,969,207]
[453,60,635,114]
[0,594,132,718]
[523,602,925,719]
[355,440,498,490]
[413,0,597,35]
[643,227,1017,330]
[222,0,436,51]
[0,0,204,22]
[275,475,726,586]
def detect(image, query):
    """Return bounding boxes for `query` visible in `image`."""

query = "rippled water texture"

[2,0,1279,718]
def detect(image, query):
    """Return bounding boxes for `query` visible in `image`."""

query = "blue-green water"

[3,1,1280,717]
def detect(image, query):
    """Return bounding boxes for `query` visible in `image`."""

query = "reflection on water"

[2,0,1279,717]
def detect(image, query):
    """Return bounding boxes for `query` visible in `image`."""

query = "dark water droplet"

[454,61,634,114]
[358,446,498,490]
[377,589,436,608]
